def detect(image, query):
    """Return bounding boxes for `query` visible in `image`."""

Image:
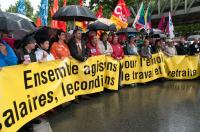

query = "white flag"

[169,12,174,39]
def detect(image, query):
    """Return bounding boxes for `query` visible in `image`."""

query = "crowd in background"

[1,28,200,70]
[1,27,200,131]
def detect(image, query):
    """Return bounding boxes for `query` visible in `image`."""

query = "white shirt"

[165,46,177,56]
[35,48,55,62]
[98,40,113,55]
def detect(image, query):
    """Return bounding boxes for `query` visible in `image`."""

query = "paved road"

[48,80,200,132]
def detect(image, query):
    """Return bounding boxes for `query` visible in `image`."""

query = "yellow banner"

[0,53,200,131]
[121,53,166,84]
[121,53,200,84]
[0,55,118,132]
[164,55,199,79]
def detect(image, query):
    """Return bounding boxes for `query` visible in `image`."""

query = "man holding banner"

[68,28,88,62]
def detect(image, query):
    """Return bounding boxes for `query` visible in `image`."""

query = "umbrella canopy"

[88,21,109,31]
[9,13,36,39]
[142,28,165,36]
[52,5,97,21]
[116,27,138,34]
[98,18,113,25]
[151,28,164,34]
[0,11,36,32]
[109,24,117,32]
[17,26,59,49]
[88,18,117,31]
[11,29,30,40]
[98,18,117,32]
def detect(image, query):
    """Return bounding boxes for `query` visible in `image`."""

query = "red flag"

[79,0,83,6]
[36,17,42,27]
[158,16,165,32]
[63,0,67,6]
[96,5,103,18]
[110,0,131,30]
[51,0,66,32]
[112,0,131,22]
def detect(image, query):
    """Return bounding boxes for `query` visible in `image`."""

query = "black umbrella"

[88,21,109,31]
[116,27,138,34]
[0,11,36,32]
[16,26,59,49]
[109,24,117,32]
[52,5,97,21]
[142,28,164,35]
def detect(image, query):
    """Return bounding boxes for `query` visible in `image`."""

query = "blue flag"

[39,0,49,26]
[17,0,26,15]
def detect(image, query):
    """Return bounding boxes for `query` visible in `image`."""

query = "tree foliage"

[5,0,200,34]
[6,0,34,20]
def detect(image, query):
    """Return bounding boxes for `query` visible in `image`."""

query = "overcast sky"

[0,0,41,13]
[0,0,90,13]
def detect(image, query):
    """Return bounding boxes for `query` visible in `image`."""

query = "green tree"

[6,0,34,20]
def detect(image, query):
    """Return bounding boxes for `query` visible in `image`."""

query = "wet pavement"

[47,80,200,132]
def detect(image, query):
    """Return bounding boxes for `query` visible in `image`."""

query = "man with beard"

[68,28,88,62]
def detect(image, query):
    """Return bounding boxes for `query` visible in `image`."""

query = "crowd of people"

[1,27,200,131]
[1,28,200,70]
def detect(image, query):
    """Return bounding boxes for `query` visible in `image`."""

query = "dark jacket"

[68,38,88,62]
[189,43,200,55]
[16,48,37,64]
[176,43,189,55]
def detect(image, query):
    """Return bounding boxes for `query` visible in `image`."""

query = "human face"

[41,41,49,50]
[65,33,71,42]
[75,31,82,40]
[180,37,185,43]
[27,42,36,50]
[91,36,98,46]
[107,35,112,42]
[113,36,118,44]
[89,31,97,37]
[58,32,66,41]
[144,40,149,46]
[130,37,136,43]
[168,41,174,47]
[193,39,198,44]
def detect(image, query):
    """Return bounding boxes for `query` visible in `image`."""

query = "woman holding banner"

[111,35,124,60]
[98,32,113,55]
[87,35,101,57]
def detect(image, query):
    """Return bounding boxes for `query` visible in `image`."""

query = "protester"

[88,30,97,38]
[189,38,200,55]
[35,38,54,62]
[107,32,113,44]
[140,39,152,58]
[65,32,72,44]
[153,39,164,53]
[0,39,18,68]
[16,36,41,131]
[163,39,177,57]
[111,35,124,60]
[68,28,88,62]
[1,33,16,49]
[50,30,71,59]
[176,37,189,55]
[98,32,113,55]
[118,34,128,47]
[87,35,101,57]
[124,35,139,55]
[16,36,37,64]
